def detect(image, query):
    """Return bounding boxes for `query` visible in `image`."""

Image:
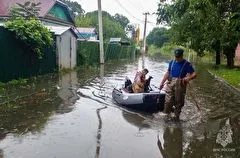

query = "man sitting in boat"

[124,68,152,93]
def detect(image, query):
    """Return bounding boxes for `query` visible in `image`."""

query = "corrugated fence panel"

[77,41,136,66]
[0,27,56,82]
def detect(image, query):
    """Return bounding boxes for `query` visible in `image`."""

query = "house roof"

[75,27,97,33]
[0,0,56,17]
[0,0,74,24]
[109,38,121,42]
[45,25,78,38]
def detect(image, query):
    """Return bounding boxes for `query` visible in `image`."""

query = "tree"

[75,15,92,27]
[156,0,240,67]
[9,1,41,19]
[125,24,136,41]
[60,0,84,16]
[113,13,130,28]
[75,11,127,41]
[146,27,169,47]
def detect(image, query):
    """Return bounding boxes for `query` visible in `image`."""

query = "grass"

[0,78,28,86]
[210,66,240,88]
[147,43,197,61]
[200,51,240,89]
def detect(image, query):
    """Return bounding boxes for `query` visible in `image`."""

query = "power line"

[114,0,143,23]
[121,0,143,15]
[138,0,145,12]
[114,0,157,24]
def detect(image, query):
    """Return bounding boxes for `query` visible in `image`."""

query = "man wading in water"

[159,48,197,121]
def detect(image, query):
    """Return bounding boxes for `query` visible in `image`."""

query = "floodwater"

[0,55,240,158]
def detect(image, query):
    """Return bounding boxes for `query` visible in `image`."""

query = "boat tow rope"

[152,83,201,112]
[187,82,201,111]
[151,84,163,104]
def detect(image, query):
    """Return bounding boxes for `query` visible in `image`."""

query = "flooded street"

[0,56,240,158]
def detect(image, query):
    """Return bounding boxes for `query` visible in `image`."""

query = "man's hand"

[182,76,191,85]
[160,84,164,90]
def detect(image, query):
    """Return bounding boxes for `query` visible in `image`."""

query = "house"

[109,38,130,45]
[0,0,74,26]
[235,43,240,66]
[109,38,121,44]
[46,25,78,69]
[0,0,77,70]
[75,27,98,41]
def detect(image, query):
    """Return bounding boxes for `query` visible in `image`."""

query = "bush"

[4,17,53,59]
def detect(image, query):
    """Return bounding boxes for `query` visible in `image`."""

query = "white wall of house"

[70,36,76,68]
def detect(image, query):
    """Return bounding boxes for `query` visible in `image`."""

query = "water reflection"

[95,64,107,158]
[95,106,107,158]
[57,71,79,114]
[121,111,150,130]
[157,126,183,158]
[182,117,239,158]
[0,71,81,135]
[0,75,62,135]
[0,133,6,158]
[0,149,3,158]
[98,64,106,98]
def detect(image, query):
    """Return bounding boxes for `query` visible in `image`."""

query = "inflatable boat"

[112,87,165,113]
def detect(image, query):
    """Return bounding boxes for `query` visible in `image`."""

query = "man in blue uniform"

[159,48,197,121]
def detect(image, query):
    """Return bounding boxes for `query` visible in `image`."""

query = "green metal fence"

[105,43,136,60]
[0,27,56,82]
[77,41,100,66]
[77,41,136,66]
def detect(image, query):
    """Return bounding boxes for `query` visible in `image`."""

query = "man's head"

[174,48,184,58]
[142,68,149,75]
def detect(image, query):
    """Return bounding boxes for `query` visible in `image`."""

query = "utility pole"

[142,12,150,53]
[98,0,104,64]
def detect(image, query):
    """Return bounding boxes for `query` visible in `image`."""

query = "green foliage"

[113,13,130,28]
[210,66,240,88]
[156,0,240,67]
[147,45,160,56]
[4,2,53,59]
[6,78,28,85]
[102,17,126,40]
[125,24,137,41]
[77,41,100,66]
[0,78,28,95]
[75,11,128,41]
[9,1,41,19]
[60,0,85,15]
[75,15,92,27]
[146,27,169,47]
[4,18,53,59]
[106,44,136,60]
[160,43,180,56]
[77,41,135,66]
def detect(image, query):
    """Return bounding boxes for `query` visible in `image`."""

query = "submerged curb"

[208,70,240,95]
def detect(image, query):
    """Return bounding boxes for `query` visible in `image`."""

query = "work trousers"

[163,79,187,118]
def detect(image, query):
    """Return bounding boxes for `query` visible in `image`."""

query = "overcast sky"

[74,0,161,39]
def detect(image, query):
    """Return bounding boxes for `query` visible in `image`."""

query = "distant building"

[235,43,240,66]
[46,25,78,69]
[75,27,98,41]
[0,0,77,69]
[0,0,74,26]
[109,38,130,45]
[109,38,122,44]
